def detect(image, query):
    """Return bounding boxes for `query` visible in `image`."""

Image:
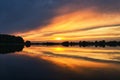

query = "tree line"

[26,40,120,47]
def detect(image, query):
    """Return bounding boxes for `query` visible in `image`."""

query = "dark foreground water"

[0,46,120,80]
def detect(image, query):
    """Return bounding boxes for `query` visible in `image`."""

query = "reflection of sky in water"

[0,47,120,80]
[24,46,120,62]
[23,46,120,79]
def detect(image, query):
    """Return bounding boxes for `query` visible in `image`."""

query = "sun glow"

[54,37,63,40]
[16,9,120,41]
[54,47,64,51]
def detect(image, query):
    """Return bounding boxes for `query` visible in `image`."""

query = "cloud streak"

[42,24,120,37]
[0,0,120,34]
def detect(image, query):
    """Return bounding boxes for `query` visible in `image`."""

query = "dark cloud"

[0,0,57,33]
[94,0,120,12]
[55,0,120,13]
[0,0,120,34]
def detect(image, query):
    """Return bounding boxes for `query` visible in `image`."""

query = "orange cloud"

[16,9,120,41]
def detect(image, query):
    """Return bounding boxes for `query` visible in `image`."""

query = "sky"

[0,0,120,41]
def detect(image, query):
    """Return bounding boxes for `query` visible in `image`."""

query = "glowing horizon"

[15,9,120,41]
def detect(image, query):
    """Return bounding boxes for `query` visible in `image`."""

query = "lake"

[0,46,120,80]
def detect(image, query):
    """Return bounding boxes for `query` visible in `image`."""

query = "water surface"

[0,46,120,80]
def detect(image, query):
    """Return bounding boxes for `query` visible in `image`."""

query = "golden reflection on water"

[22,46,120,73]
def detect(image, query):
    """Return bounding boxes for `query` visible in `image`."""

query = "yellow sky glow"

[15,9,120,41]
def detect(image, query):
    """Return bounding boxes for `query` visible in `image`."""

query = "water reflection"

[0,45,120,80]
[24,46,120,62]
[22,46,120,80]
[0,44,24,54]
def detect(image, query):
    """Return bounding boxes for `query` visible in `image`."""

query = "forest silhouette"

[0,34,24,54]
[27,40,120,47]
[0,34,120,54]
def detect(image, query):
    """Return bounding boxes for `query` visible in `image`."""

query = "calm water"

[0,46,120,80]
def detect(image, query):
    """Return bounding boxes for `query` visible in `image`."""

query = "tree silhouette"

[0,34,24,54]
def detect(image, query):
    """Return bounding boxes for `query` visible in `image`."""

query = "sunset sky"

[0,0,120,41]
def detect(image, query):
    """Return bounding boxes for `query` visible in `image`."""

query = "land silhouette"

[26,40,120,47]
[0,34,120,53]
[0,34,24,54]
